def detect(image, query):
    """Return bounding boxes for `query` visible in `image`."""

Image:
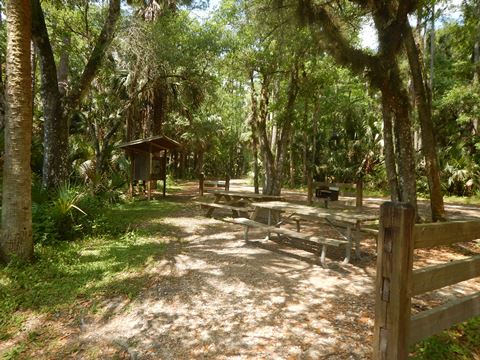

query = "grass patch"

[411,317,480,359]
[1,344,26,360]
[442,195,480,206]
[0,199,184,344]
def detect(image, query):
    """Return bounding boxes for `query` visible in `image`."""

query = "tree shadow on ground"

[8,193,479,360]
[46,211,383,359]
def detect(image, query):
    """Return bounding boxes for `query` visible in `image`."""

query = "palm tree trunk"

[1,0,33,262]
[0,5,5,131]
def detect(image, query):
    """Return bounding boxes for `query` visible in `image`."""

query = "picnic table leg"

[206,194,221,217]
[355,222,362,260]
[225,195,239,218]
[274,211,282,240]
[227,195,243,218]
[251,207,260,220]
[266,209,272,239]
[342,226,352,264]
[242,199,253,219]
[244,226,249,242]
[320,244,327,268]
[206,207,215,217]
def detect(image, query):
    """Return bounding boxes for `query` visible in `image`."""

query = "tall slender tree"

[1,0,33,262]
[297,0,418,211]
[405,24,445,221]
[31,0,121,189]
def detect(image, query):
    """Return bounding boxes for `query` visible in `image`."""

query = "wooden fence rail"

[373,202,480,359]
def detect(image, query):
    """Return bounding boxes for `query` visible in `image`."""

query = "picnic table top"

[210,190,283,199]
[250,201,378,224]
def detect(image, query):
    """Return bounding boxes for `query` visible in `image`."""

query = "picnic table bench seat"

[360,226,379,236]
[226,217,351,267]
[291,215,379,235]
[198,190,283,218]
[195,201,252,217]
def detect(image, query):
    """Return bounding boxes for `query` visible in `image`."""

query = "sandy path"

[6,181,480,359]
[68,182,479,359]
[78,212,379,359]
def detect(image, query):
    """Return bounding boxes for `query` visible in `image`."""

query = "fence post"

[129,153,135,198]
[307,172,313,205]
[373,202,415,360]
[356,179,363,208]
[225,174,230,191]
[199,172,205,196]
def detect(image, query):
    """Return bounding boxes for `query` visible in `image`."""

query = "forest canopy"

[0,0,480,261]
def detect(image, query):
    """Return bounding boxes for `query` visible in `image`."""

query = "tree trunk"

[31,0,121,189]
[475,34,480,85]
[0,5,5,131]
[473,1,480,132]
[65,0,121,110]
[57,35,70,96]
[195,150,204,176]
[179,151,185,178]
[255,75,276,194]
[297,0,419,212]
[90,117,122,177]
[311,100,318,172]
[382,96,400,201]
[126,68,140,141]
[289,131,295,187]
[302,132,308,184]
[405,24,445,221]
[152,83,167,135]
[31,43,36,114]
[249,72,260,193]
[32,0,68,189]
[271,65,300,195]
[381,62,417,211]
[1,0,33,262]
[429,4,435,92]
[253,144,259,194]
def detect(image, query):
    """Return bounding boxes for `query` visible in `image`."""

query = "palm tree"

[1,0,33,262]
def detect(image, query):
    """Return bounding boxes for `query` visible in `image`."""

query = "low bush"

[32,183,119,244]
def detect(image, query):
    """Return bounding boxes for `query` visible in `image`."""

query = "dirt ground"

[5,180,480,359]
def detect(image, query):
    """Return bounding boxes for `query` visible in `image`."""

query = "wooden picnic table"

[250,201,378,261]
[198,190,283,218]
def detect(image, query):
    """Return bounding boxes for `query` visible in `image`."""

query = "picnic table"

[230,201,378,266]
[197,190,283,218]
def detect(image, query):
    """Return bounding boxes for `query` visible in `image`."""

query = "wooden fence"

[373,202,480,359]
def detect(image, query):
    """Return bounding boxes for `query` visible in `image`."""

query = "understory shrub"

[32,182,119,244]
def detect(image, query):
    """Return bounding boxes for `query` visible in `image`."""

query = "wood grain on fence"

[414,221,480,248]
[409,292,480,346]
[373,202,415,360]
[412,255,480,296]
[373,202,480,359]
